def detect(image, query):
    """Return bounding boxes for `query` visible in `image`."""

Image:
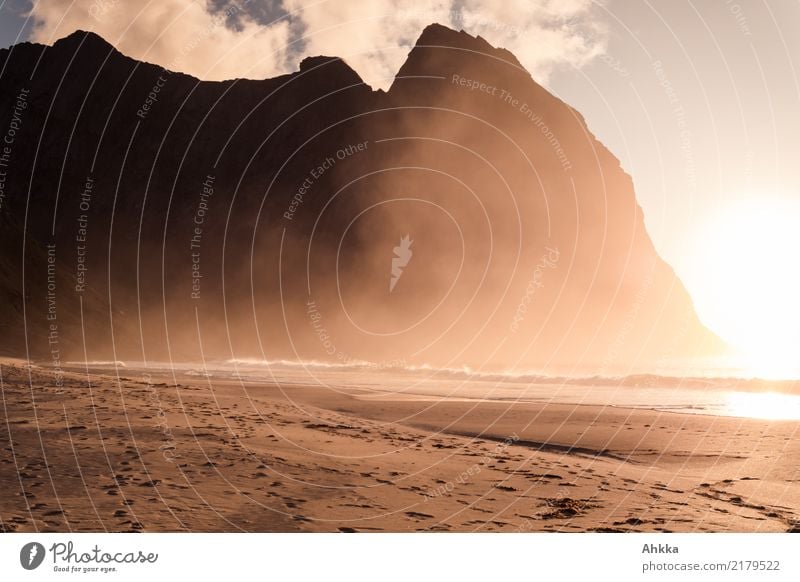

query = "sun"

[686,195,800,379]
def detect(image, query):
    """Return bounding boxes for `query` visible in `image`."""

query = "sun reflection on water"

[724,391,800,420]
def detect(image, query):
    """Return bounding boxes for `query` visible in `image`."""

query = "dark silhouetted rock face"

[0,24,720,370]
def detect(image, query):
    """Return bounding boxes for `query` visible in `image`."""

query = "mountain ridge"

[0,24,721,370]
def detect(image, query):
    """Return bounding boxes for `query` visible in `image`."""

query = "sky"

[545,1,800,361]
[2,0,799,356]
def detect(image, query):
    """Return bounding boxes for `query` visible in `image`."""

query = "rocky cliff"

[0,24,720,371]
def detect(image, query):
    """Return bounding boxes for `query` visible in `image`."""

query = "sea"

[61,356,800,421]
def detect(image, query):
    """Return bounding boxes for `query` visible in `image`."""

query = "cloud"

[281,0,454,88]
[456,0,607,81]
[26,0,293,80]
[26,0,607,87]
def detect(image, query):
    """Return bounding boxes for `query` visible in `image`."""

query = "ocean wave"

[217,359,800,390]
[65,360,128,367]
[61,357,800,391]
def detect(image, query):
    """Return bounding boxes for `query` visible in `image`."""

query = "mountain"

[0,24,721,371]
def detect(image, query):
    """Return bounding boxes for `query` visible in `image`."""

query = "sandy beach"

[1,362,799,533]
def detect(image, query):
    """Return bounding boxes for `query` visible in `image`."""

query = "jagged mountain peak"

[297,55,364,85]
[54,29,116,51]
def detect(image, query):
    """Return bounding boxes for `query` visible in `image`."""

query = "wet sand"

[1,362,799,532]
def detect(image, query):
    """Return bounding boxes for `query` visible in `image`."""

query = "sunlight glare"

[724,391,800,420]
[688,196,800,379]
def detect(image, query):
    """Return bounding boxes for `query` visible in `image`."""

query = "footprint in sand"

[405,511,434,520]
